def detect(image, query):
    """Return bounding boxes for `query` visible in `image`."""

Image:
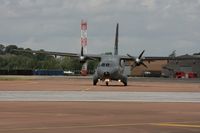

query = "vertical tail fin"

[114,23,119,55]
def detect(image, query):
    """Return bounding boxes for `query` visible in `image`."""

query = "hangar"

[130,54,200,78]
[162,54,200,78]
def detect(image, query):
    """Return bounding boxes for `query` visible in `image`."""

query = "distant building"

[162,54,200,78]
[129,54,200,78]
[131,60,167,77]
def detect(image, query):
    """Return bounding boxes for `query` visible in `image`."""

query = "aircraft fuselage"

[93,55,127,86]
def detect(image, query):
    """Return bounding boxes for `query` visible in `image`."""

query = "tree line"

[0,44,98,72]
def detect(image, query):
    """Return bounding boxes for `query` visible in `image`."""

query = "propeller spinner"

[79,46,96,63]
[79,46,86,63]
[127,50,148,68]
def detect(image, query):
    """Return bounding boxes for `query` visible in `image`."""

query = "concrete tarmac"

[0,76,199,92]
[0,77,200,133]
[0,102,200,133]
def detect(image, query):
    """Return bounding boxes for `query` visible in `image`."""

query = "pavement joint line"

[151,123,200,128]
[1,121,200,131]
[0,123,150,131]
[84,88,92,91]
[160,120,200,124]
[1,91,200,102]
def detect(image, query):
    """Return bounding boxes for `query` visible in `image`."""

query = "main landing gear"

[93,78,127,86]
[123,81,127,86]
[93,79,98,86]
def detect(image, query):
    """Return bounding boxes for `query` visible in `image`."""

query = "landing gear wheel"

[122,80,127,86]
[123,82,127,86]
[106,82,109,86]
[93,79,98,86]
[122,76,128,86]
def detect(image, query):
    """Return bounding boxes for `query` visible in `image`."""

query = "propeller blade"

[130,64,136,70]
[81,46,84,56]
[88,57,97,61]
[141,62,148,68]
[127,54,136,61]
[138,50,145,59]
[127,52,147,68]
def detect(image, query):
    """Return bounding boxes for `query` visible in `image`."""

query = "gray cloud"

[0,0,200,56]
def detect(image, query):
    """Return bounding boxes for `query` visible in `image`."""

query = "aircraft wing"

[120,54,200,68]
[14,49,78,56]
[13,49,101,60]
[84,54,101,60]
[120,55,200,61]
[142,56,200,61]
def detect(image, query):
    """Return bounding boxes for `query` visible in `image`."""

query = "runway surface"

[1,102,200,133]
[0,77,200,133]
[0,77,199,92]
[1,91,200,102]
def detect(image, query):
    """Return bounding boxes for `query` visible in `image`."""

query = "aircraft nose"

[104,72,110,77]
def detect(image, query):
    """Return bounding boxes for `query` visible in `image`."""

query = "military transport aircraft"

[15,23,200,86]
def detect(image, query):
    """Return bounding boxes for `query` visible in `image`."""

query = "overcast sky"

[0,0,200,56]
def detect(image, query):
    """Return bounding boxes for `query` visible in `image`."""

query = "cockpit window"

[101,63,105,67]
[100,63,111,67]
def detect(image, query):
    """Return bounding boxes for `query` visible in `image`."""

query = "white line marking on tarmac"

[1,121,200,132]
[151,123,200,128]
[0,91,200,102]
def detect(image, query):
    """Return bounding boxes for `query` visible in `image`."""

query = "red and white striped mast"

[80,20,88,75]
